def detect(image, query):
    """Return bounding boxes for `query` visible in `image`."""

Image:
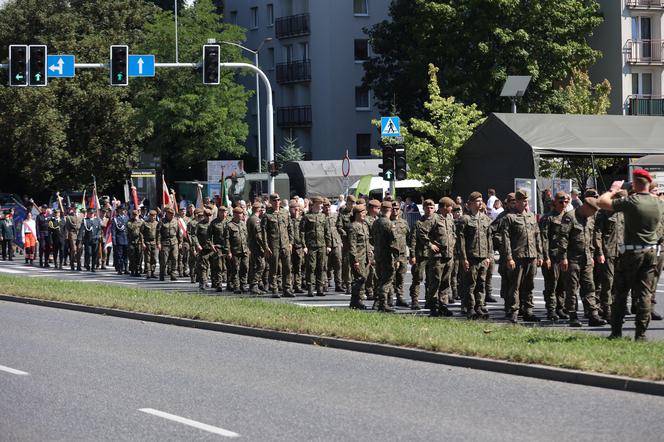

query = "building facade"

[591,0,664,116]
[223,0,392,165]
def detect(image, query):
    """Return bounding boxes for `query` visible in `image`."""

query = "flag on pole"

[220,171,231,208]
[162,175,171,209]
[104,199,117,249]
[131,185,139,210]
[81,190,86,211]
[195,183,203,209]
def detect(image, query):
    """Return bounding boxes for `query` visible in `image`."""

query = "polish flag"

[162,175,171,209]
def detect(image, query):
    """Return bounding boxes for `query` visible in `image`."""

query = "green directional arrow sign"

[15,73,24,81]
[384,170,393,181]
[34,73,41,82]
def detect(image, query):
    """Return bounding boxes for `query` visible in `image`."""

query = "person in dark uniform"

[36,205,51,267]
[599,169,664,340]
[48,209,65,269]
[112,206,130,275]
[1,209,16,261]
[77,208,102,272]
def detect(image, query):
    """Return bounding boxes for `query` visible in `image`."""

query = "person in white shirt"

[486,188,497,214]
[490,199,504,220]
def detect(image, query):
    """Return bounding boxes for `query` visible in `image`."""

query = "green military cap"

[439,197,454,207]
[357,198,366,205]
[252,202,263,210]
[381,201,392,209]
[583,197,599,210]
[423,199,435,207]
[468,191,483,202]
[368,199,381,208]
[505,192,516,202]
[164,207,175,214]
[346,195,357,203]
[323,198,331,206]
[515,190,529,200]
[149,210,157,216]
[270,193,281,200]
[554,191,568,200]
[193,208,203,215]
[353,204,366,214]
[310,196,324,204]
[232,206,244,214]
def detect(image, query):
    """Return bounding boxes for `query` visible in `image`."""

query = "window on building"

[284,45,294,63]
[301,42,309,60]
[267,4,274,26]
[632,72,653,96]
[267,48,275,69]
[355,87,370,110]
[354,39,369,61]
[250,7,259,29]
[230,10,238,25]
[353,0,369,15]
[356,134,371,157]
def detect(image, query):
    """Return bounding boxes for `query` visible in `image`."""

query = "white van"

[348,177,424,200]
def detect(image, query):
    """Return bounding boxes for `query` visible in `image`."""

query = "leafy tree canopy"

[364,0,603,119]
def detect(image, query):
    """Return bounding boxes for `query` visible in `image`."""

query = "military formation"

[3,167,664,341]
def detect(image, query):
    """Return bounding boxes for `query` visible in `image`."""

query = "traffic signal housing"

[268,160,279,177]
[379,144,395,181]
[110,45,128,86]
[29,45,48,86]
[202,44,220,85]
[394,145,407,181]
[9,45,28,87]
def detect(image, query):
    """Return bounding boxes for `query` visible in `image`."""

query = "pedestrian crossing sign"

[381,117,400,137]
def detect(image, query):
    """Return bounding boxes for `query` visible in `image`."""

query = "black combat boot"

[588,312,607,327]
[283,289,295,298]
[651,310,663,321]
[522,312,540,322]
[396,297,409,308]
[568,313,582,327]
[556,308,569,319]
[485,294,498,303]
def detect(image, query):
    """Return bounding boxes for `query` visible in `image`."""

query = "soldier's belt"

[620,244,658,253]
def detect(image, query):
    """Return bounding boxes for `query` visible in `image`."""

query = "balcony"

[276,60,311,84]
[625,39,664,64]
[277,106,312,127]
[627,95,664,115]
[275,14,310,39]
[626,0,664,9]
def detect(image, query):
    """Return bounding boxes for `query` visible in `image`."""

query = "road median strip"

[1,274,663,393]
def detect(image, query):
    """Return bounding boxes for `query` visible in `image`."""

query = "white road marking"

[295,303,355,307]
[0,267,27,274]
[138,408,240,438]
[0,364,29,376]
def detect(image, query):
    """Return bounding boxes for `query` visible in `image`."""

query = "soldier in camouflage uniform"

[492,193,516,315]
[372,201,398,312]
[225,206,249,294]
[210,206,229,291]
[157,207,182,281]
[349,204,372,309]
[447,204,464,306]
[501,191,543,323]
[539,191,570,320]
[290,200,305,293]
[301,196,331,296]
[65,206,82,271]
[177,207,191,277]
[336,195,356,294]
[262,193,294,298]
[390,202,410,307]
[127,210,144,276]
[457,192,493,320]
[593,190,626,321]
[408,199,436,310]
[427,197,456,317]
[247,202,267,295]
[187,208,202,283]
[558,197,606,327]
[323,199,344,292]
[141,210,159,279]
[365,199,381,300]
[192,208,214,291]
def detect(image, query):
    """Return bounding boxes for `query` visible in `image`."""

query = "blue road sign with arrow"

[381,116,401,137]
[47,55,75,78]
[128,55,155,77]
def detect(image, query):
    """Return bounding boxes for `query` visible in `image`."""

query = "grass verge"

[1,274,663,381]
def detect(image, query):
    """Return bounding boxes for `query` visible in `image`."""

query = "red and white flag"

[178,217,188,240]
[162,175,171,209]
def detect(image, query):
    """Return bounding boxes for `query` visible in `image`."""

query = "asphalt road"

[2,258,664,340]
[1,302,663,441]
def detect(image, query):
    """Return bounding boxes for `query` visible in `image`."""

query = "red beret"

[633,168,653,183]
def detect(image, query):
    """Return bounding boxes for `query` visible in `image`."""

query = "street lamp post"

[221,38,272,174]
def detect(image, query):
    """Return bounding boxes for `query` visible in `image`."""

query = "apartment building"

[223,0,392,164]
[591,0,664,116]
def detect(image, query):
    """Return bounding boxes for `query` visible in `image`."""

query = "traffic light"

[268,160,279,177]
[110,45,128,86]
[202,44,220,85]
[395,144,407,181]
[9,45,28,87]
[379,144,395,181]
[29,45,47,86]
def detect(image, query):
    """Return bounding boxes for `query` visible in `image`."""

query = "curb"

[2,294,663,397]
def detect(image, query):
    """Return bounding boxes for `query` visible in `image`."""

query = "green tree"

[373,64,484,194]
[276,136,305,164]
[364,0,603,119]
[538,70,623,191]
[0,0,156,195]
[134,0,251,180]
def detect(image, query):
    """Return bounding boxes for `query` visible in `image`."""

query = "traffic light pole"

[1,59,277,195]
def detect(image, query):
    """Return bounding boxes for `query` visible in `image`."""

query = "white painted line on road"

[295,303,352,307]
[139,408,239,438]
[0,267,27,274]
[0,364,29,376]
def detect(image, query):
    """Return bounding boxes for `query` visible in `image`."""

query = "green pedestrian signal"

[9,45,28,87]
[110,45,129,86]
[29,45,48,86]
[379,144,395,181]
